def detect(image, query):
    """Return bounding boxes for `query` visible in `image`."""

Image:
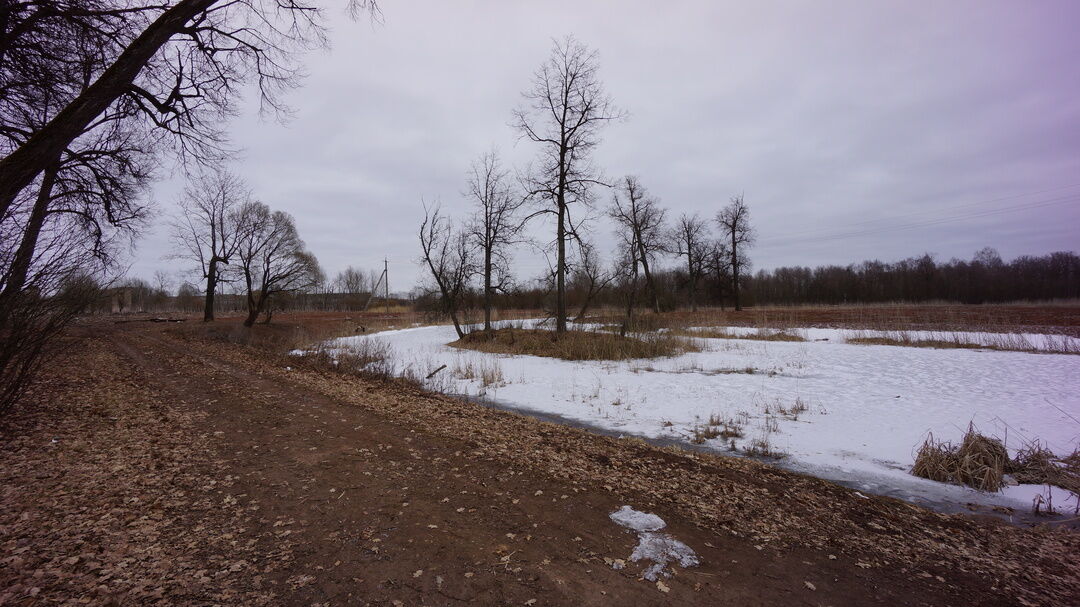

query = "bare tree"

[670,213,710,311]
[170,170,252,321]
[570,239,613,322]
[705,239,733,310]
[609,176,666,314]
[234,202,322,327]
[0,1,380,217]
[466,149,523,332]
[514,36,622,334]
[333,266,370,294]
[716,194,755,311]
[612,232,642,335]
[418,204,474,339]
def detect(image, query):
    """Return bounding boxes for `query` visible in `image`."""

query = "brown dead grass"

[912,427,1009,492]
[451,327,699,361]
[913,426,1080,498]
[848,336,985,349]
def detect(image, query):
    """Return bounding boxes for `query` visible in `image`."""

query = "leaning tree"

[418,204,474,339]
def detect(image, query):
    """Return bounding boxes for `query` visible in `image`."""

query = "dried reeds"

[912,425,1008,492]
[913,426,1079,498]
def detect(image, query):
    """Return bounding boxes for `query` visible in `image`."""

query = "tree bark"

[555,198,567,334]
[731,230,741,311]
[637,239,660,314]
[483,243,492,332]
[688,255,698,313]
[1,160,60,303]
[204,257,222,322]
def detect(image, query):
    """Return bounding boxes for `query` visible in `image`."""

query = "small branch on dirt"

[426,364,448,379]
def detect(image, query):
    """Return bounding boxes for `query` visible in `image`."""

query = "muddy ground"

[1,315,1078,605]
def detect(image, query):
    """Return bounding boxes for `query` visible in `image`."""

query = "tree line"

[747,249,1080,306]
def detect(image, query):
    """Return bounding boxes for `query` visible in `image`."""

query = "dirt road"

[2,322,1078,605]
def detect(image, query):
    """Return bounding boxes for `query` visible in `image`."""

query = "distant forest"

[456,247,1080,312]
[745,248,1080,306]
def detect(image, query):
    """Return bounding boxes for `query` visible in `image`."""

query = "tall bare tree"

[466,149,523,332]
[418,204,474,339]
[670,213,710,311]
[234,202,322,327]
[609,176,666,314]
[716,194,755,311]
[514,36,622,334]
[170,170,251,321]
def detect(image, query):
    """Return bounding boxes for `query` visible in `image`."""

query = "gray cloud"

[130,0,1080,291]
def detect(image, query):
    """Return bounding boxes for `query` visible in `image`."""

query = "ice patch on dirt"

[609,505,666,532]
[609,506,699,581]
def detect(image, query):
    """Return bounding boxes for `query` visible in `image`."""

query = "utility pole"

[383,257,389,317]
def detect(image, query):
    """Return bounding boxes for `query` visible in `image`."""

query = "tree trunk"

[555,200,567,334]
[688,256,698,313]
[574,281,599,323]
[621,270,637,337]
[0,161,60,304]
[0,0,219,218]
[204,258,221,322]
[243,287,265,328]
[638,240,660,314]
[731,230,741,311]
[483,244,492,332]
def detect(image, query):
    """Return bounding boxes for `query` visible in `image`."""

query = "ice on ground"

[632,533,700,581]
[609,506,699,581]
[609,505,667,532]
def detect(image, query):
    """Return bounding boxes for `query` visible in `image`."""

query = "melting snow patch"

[609,505,666,532]
[609,506,700,581]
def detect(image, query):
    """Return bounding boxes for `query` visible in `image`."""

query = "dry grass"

[1009,442,1080,498]
[912,428,1009,492]
[450,328,699,361]
[910,425,1080,498]
[292,338,400,383]
[690,414,744,444]
[848,330,1079,355]
[743,434,786,458]
[452,357,505,387]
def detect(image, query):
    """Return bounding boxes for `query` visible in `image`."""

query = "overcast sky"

[130,0,1080,293]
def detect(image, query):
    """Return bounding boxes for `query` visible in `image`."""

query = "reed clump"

[913,425,1079,496]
